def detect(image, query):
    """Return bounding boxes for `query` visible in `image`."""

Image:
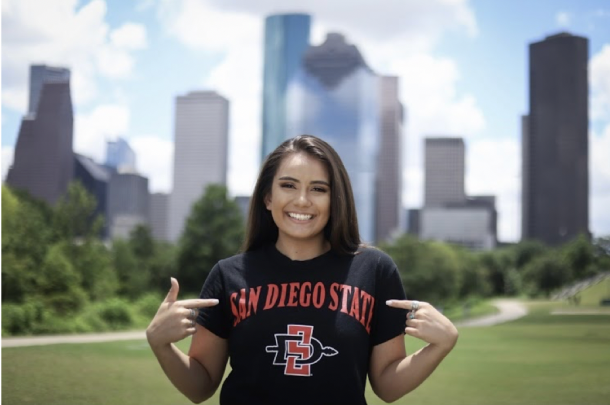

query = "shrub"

[94,298,134,330]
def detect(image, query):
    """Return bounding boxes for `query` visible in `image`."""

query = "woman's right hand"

[146,277,219,350]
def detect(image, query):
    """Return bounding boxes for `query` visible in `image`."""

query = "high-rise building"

[424,138,466,207]
[522,32,589,246]
[420,137,497,250]
[74,153,111,237]
[150,192,169,242]
[6,65,73,206]
[168,91,229,242]
[105,138,136,172]
[107,172,149,240]
[376,76,404,242]
[27,65,70,117]
[261,13,311,162]
[286,33,380,242]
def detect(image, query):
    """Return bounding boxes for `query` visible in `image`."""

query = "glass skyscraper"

[261,13,311,162]
[286,33,380,242]
[105,137,137,172]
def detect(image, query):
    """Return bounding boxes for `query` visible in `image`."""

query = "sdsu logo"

[265,324,338,376]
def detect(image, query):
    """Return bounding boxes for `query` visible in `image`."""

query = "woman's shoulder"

[216,248,267,271]
[354,245,397,268]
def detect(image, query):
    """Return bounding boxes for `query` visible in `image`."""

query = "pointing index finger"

[178,298,220,309]
[386,300,417,310]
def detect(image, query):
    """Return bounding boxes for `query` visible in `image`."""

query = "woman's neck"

[275,238,330,261]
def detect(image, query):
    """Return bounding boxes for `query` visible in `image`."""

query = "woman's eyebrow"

[278,176,330,186]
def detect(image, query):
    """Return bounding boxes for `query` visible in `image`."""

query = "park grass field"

[3,300,610,405]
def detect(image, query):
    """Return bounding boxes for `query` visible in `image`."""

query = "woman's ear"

[264,194,272,210]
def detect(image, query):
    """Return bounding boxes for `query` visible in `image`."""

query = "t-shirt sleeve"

[370,253,408,346]
[197,263,231,339]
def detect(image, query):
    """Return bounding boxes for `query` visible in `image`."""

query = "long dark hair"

[242,135,361,254]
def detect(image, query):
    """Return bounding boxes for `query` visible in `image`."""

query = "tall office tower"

[287,33,380,242]
[74,154,111,237]
[6,65,73,206]
[522,32,589,246]
[261,13,311,162]
[421,137,497,250]
[168,91,229,242]
[424,138,466,207]
[149,192,169,242]
[27,65,71,117]
[107,172,150,240]
[105,137,137,172]
[376,76,404,242]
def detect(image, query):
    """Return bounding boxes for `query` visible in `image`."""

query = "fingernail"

[210,299,219,304]
[386,300,393,306]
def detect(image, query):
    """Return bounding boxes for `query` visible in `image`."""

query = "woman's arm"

[147,278,229,404]
[149,326,228,404]
[369,300,458,403]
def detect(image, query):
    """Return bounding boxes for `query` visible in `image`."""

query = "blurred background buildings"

[3,13,594,251]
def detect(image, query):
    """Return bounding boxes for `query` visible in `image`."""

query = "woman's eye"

[312,187,328,193]
[280,183,295,189]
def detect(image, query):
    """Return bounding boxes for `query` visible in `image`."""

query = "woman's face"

[265,152,331,248]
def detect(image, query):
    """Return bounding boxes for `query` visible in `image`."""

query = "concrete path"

[456,299,528,327]
[2,330,146,348]
[2,300,529,348]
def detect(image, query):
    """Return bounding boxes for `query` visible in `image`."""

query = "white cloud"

[555,11,571,27]
[155,0,484,204]
[591,124,610,237]
[157,0,260,51]
[1,0,147,111]
[591,44,610,122]
[74,104,131,162]
[110,22,148,49]
[131,136,174,193]
[207,0,477,46]
[2,146,15,181]
[204,47,263,196]
[466,138,520,242]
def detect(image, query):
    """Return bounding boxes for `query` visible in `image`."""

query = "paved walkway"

[2,300,528,348]
[456,299,528,327]
[2,330,146,348]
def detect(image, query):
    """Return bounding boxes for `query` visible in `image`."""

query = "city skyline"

[2,0,610,243]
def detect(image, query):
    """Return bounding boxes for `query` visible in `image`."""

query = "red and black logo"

[265,324,338,376]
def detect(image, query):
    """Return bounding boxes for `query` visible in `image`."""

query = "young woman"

[146,135,458,404]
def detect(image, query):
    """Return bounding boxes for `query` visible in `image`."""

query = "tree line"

[2,182,609,336]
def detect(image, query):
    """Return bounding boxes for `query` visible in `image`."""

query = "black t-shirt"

[197,244,407,405]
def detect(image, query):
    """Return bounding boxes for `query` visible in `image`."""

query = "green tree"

[382,235,461,306]
[112,239,148,298]
[148,242,177,294]
[513,240,548,270]
[455,248,491,298]
[561,234,595,280]
[129,225,155,261]
[522,253,571,297]
[2,186,53,303]
[478,249,515,296]
[72,241,118,301]
[592,236,610,272]
[176,184,245,294]
[53,181,103,242]
[38,242,88,314]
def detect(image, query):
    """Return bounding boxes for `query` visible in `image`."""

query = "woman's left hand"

[386,300,459,353]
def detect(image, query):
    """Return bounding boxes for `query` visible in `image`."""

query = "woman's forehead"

[275,153,329,180]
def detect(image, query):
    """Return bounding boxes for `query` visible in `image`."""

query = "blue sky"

[2,0,609,243]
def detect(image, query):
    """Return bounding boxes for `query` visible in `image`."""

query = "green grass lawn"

[578,276,610,306]
[3,300,610,405]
